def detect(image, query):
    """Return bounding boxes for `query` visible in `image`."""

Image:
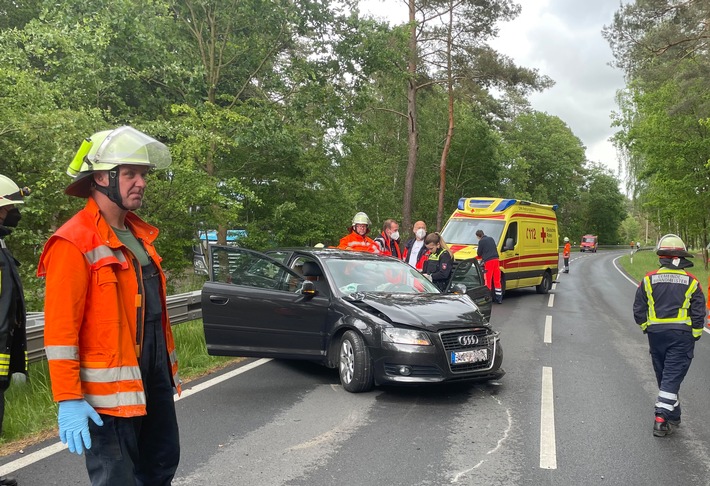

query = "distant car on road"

[201,247,503,392]
[579,234,598,253]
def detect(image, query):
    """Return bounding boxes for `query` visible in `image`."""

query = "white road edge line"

[175,358,272,402]
[544,316,552,344]
[540,366,557,469]
[547,294,554,308]
[0,358,272,477]
[612,255,710,336]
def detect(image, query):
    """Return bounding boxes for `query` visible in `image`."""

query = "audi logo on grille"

[458,334,479,346]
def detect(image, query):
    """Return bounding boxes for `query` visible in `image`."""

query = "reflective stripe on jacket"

[37,197,181,417]
[633,267,705,339]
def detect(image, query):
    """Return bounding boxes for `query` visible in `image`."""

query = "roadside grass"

[618,249,710,285]
[0,319,238,455]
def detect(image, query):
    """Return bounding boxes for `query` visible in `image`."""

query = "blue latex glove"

[58,399,103,455]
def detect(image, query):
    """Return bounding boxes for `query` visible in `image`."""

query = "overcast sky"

[360,0,627,177]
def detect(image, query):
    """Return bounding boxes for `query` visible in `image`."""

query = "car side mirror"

[451,283,467,294]
[301,280,317,296]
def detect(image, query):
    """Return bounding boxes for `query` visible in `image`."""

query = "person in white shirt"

[403,221,429,270]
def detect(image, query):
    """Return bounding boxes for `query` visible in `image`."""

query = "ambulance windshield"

[441,219,505,245]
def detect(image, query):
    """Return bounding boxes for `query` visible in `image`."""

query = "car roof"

[267,247,398,262]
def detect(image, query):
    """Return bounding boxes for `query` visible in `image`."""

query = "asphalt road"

[4,249,710,485]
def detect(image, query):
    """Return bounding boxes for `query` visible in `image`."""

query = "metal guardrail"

[26,290,202,364]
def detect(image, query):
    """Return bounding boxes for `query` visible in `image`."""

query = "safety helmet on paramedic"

[65,126,172,207]
[656,234,693,258]
[563,237,569,242]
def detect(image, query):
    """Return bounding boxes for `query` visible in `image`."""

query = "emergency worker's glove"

[58,399,104,455]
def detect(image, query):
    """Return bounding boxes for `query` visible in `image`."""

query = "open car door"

[446,258,492,321]
[201,246,330,360]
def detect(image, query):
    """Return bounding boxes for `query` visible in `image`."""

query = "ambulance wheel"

[536,271,552,294]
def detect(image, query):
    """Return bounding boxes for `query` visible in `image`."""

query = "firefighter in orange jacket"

[562,237,571,273]
[37,127,181,485]
[338,212,380,253]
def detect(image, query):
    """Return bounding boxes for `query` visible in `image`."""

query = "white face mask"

[390,231,400,241]
[415,228,426,240]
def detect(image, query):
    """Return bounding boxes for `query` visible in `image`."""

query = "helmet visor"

[92,126,172,169]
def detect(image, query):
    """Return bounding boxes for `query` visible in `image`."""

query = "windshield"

[441,219,506,246]
[582,237,596,243]
[323,258,440,295]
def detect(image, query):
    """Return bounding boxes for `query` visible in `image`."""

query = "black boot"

[0,476,18,486]
[653,415,673,437]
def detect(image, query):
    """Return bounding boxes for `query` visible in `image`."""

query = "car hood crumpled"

[347,293,486,332]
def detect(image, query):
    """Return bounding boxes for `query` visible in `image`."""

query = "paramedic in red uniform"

[373,219,402,258]
[476,229,503,304]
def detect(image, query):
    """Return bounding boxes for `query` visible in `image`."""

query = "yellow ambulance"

[440,197,559,294]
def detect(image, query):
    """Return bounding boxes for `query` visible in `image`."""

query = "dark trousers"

[85,318,180,486]
[648,330,695,420]
[0,380,8,436]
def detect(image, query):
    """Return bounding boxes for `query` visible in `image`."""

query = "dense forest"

[1,0,630,310]
[605,0,710,254]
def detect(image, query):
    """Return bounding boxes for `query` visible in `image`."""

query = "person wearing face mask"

[0,175,30,486]
[403,220,429,270]
[373,219,402,259]
[338,212,380,253]
[422,232,453,291]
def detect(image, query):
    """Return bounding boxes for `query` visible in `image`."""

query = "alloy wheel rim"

[340,340,354,383]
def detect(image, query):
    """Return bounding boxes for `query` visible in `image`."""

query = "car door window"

[210,246,300,292]
[449,259,484,288]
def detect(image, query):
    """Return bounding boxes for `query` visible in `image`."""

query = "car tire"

[536,271,552,294]
[339,330,374,393]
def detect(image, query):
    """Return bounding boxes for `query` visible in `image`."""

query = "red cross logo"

[540,227,547,243]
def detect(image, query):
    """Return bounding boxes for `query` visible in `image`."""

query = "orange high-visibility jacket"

[338,231,380,253]
[563,243,571,258]
[37,198,181,417]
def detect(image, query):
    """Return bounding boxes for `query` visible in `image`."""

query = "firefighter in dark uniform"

[0,175,30,486]
[633,234,705,437]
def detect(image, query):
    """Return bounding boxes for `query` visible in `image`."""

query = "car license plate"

[451,349,488,364]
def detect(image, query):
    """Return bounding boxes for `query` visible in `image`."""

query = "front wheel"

[339,331,374,393]
[536,271,552,294]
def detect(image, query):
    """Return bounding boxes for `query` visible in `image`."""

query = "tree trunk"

[436,2,455,231]
[402,0,418,233]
